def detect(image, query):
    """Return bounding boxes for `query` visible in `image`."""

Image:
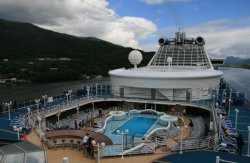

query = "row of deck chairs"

[189,116,205,138]
[10,113,29,129]
[56,109,99,129]
[171,116,206,151]
[9,96,96,131]
[216,107,238,153]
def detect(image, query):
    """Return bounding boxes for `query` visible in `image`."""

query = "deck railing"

[171,135,215,152]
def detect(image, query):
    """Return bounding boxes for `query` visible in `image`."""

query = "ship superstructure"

[109,32,223,101]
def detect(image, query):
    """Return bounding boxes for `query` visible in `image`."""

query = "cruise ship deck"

[1,32,250,163]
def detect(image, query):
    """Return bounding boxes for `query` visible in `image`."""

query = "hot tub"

[159,115,177,126]
[109,111,126,120]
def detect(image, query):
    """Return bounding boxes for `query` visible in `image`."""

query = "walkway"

[153,151,250,163]
[27,130,164,163]
[229,106,250,155]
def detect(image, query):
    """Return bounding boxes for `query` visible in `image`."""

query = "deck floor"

[27,128,171,163]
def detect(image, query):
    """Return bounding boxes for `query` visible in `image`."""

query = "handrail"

[18,94,213,131]
[171,135,215,152]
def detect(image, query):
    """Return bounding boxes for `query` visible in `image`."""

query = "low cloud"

[142,18,250,59]
[0,0,157,49]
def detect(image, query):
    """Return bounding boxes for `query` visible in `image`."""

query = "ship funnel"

[196,36,205,45]
[158,38,166,46]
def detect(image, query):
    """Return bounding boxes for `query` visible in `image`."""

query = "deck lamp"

[35,99,40,110]
[65,92,70,101]
[215,102,219,108]
[6,101,12,120]
[218,114,223,140]
[37,116,42,131]
[235,109,239,130]
[87,86,90,99]
[92,140,105,163]
[177,125,188,154]
[248,126,250,156]
[228,99,232,116]
[27,107,31,128]
[116,129,125,159]
[212,95,215,107]
[13,125,22,140]
[68,90,72,101]
[42,95,47,108]
[125,129,129,149]
[230,88,232,99]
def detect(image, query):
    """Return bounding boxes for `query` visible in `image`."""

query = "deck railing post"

[248,126,250,156]
[216,156,220,163]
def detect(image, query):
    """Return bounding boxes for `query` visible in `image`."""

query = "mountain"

[225,56,250,64]
[0,19,154,82]
[0,18,153,63]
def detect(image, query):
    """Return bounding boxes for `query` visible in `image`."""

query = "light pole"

[215,102,219,108]
[125,129,129,149]
[42,95,47,108]
[235,109,239,130]
[65,92,69,101]
[35,99,40,110]
[6,101,12,120]
[56,112,61,128]
[212,95,215,107]
[216,89,219,101]
[68,90,72,101]
[218,114,223,140]
[230,88,232,99]
[37,116,42,131]
[87,86,90,99]
[177,125,188,154]
[223,92,226,107]
[13,125,22,140]
[96,83,98,97]
[27,107,31,128]
[116,129,124,159]
[248,126,250,156]
[228,99,232,116]
[92,140,105,163]
[76,106,79,119]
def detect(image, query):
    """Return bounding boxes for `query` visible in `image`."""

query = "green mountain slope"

[0,19,155,82]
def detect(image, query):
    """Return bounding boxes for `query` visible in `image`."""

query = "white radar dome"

[128,50,143,68]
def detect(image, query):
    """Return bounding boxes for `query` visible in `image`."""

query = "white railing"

[171,135,215,152]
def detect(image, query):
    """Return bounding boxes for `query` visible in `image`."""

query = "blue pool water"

[112,116,157,138]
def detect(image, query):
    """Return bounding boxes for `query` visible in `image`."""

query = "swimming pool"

[112,116,157,138]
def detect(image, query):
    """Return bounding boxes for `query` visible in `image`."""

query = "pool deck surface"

[26,115,191,163]
[27,129,166,163]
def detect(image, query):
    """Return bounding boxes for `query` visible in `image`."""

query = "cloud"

[142,18,250,59]
[142,0,191,5]
[0,0,157,49]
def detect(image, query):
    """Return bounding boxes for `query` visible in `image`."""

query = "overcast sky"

[0,0,249,58]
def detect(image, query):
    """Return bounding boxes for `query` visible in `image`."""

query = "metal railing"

[171,135,215,152]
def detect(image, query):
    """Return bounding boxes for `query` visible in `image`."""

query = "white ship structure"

[109,32,223,101]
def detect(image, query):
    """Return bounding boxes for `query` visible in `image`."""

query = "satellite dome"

[128,50,143,68]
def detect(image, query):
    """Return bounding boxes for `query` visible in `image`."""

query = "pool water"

[112,116,157,138]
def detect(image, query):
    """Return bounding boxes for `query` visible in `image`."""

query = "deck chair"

[216,143,236,153]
